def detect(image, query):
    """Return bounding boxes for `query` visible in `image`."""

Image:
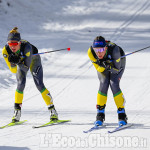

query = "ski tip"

[32,125,42,128]
[108,123,133,134]
[0,120,27,129]
[32,126,38,129]
[23,120,28,122]
[59,120,71,123]
[65,120,71,122]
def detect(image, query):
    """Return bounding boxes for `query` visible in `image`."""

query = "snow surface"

[0,0,150,150]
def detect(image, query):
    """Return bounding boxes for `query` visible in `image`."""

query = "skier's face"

[8,40,21,53]
[94,47,107,59]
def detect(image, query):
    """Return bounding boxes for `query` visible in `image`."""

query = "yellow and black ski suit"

[2,40,53,107]
[88,41,126,109]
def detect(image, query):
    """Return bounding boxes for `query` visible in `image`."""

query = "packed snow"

[0,0,150,150]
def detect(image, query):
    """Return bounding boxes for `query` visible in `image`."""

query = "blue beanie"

[93,36,106,48]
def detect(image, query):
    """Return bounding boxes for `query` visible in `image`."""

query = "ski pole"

[120,45,150,59]
[33,47,71,56]
[22,47,70,58]
[106,46,150,63]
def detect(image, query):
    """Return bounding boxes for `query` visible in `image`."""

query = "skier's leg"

[12,68,26,122]
[30,55,58,120]
[110,68,127,126]
[97,71,110,106]
[95,71,110,126]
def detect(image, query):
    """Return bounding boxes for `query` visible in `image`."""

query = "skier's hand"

[105,60,112,64]
[102,61,111,71]
[8,53,21,64]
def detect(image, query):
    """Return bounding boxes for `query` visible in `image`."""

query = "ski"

[83,124,106,133]
[32,120,71,128]
[0,120,27,129]
[108,124,133,133]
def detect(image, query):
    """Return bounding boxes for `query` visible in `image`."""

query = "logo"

[47,93,53,103]
[116,58,120,63]
[25,51,30,57]
[108,55,111,59]
[3,54,7,58]
[95,42,104,46]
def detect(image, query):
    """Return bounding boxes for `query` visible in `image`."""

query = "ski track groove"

[110,0,150,42]
[0,124,67,145]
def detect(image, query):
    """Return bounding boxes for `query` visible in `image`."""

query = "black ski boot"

[117,108,128,126]
[94,105,105,126]
[48,105,58,121]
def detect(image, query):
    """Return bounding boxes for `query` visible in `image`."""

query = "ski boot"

[48,105,58,121]
[12,103,22,123]
[117,108,128,126]
[94,105,105,126]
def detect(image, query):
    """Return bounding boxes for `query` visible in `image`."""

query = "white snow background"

[0,0,150,150]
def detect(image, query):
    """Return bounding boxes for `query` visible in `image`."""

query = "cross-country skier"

[2,27,58,123]
[87,36,128,126]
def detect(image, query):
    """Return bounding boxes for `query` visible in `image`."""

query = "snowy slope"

[0,0,150,150]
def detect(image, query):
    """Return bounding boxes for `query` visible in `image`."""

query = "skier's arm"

[108,46,121,74]
[18,44,33,73]
[2,46,17,73]
[87,47,105,72]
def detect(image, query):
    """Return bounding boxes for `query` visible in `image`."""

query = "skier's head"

[92,36,107,59]
[93,36,106,48]
[7,27,21,53]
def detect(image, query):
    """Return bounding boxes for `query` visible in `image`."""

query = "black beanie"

[7,27,21,41]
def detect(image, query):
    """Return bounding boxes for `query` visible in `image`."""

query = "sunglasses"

[93,47,105,52]
[8,42,20,46]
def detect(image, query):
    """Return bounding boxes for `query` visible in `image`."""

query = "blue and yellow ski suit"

[88,41,126,109]
[2,40,53,107]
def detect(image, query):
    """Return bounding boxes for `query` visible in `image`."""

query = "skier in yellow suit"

[2,27,58,123]
[88,36,128,126]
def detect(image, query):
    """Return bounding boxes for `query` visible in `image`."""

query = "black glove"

[102,61,111,71]
[8,53,21,64]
